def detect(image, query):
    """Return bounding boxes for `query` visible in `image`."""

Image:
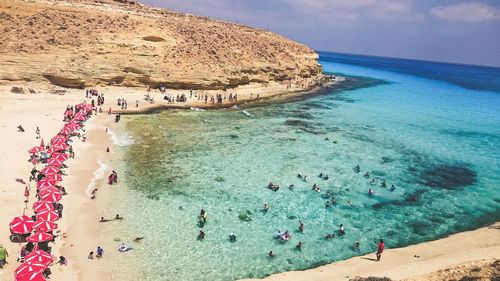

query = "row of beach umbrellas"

[9,103,93,281]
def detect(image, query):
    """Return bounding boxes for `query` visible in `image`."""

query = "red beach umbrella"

[50,135,66,144]
[74,114,86,121]
[36,210,60,222]
[37,179,56,189]
[32,220,58,233]
[26,232,53,243]
[40,166,59,174]
[64,110,73,116]
[9,216,35,234]
[44,173,62,181]
[16,272,46,281]
[32,201,54,212]
[39,188,62,203]
[47,158,64,166]
[51,153,68,161]
[28,147,44,154]
[47,146,63,154]
[60,126,72,135]
[65,123,79,131]
[24,250,53,267]
[14,262,46,278]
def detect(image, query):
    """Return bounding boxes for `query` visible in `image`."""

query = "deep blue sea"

[104,52,500,281]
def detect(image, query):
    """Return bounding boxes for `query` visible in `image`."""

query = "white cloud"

[283,0,423,25]
[430,2,500,22]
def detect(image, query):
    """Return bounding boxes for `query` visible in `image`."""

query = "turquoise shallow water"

[104,54,500,281]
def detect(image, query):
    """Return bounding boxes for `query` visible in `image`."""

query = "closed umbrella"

[40,138,44,148]
[9,216,34,234]
[24,250,53,267]
[14,262,46,278]
[26,232,53,243]
[39,188,62,203]
[32,201,54,212]
[36,209,59,222]
[32,220,58,233]
[24,186,30,198]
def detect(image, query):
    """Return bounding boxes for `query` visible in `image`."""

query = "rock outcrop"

[0,0,322,89]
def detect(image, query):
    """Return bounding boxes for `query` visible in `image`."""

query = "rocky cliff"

[0,0,322,90]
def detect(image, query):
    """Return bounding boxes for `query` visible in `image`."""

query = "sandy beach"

[1,84,499,281]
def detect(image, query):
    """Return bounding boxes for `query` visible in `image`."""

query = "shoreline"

[241,223,500,281]
[1,83,498,281]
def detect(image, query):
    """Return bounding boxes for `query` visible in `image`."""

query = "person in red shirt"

[375,239,385,261]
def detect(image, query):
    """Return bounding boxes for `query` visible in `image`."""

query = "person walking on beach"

[375,239,384,261]
[96,246,103,258]
[0,244,8,268]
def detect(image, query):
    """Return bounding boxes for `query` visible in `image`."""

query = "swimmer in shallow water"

[325,234,335,239]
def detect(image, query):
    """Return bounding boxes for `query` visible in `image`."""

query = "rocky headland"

[0,0,323,91]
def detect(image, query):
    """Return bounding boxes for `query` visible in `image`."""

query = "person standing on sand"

[375,239,384,261]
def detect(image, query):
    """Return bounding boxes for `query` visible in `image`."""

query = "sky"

[141,0,500,67]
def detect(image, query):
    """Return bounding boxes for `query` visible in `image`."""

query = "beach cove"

[1,52,499,281]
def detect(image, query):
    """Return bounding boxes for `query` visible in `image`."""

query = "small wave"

[108,129,135,147]
[190,107,205,111]
[242,110,252,117]
[85,156,108,195]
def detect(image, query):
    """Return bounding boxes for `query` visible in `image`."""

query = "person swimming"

[364,172,370,177]
[339,224,345,235]
[381,181,387,187]
[198,231,205,240]
[390,185,396,191]
[324,174,329,180]
[289,184,294,190]
[229,233,237,242]
[296,242,304,250]
[325,201,330,208]
[355,164,360,173]
[368,188,373,196]
[298,220,304,232]
[325,234,335,239]
[370,178,375,184]
[347,201,353,206]
[264,204,269,212]
[133,237,144,242]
